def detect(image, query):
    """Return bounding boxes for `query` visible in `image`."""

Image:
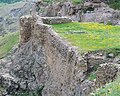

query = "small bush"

[72,0,82,4]
[14,86,44,96]
[107,21,113,25]
[109,0,120,10]
[88,72,96,81]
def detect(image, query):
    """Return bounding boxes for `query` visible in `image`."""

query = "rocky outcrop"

[96,63,118,87]
[111,10,120,25]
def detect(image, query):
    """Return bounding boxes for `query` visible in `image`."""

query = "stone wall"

[10,15,48,91]
[18,15,88,96]
[41,17,72,24]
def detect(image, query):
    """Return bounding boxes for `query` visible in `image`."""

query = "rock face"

[111,10,120,25]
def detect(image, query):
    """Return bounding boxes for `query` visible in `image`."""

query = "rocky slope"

[0,0,36,36]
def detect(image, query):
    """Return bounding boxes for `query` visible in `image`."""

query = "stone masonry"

[9,15,87,96]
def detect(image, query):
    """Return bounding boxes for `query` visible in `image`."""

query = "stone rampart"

[19,15,87,96]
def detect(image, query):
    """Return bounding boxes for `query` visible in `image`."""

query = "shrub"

[13,86,44,96]
[108,0,120,10]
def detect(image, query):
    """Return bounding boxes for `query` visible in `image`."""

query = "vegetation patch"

[13,86,44,96]
[108,0,120,10]
[0,32,19,59]
[72,0,82,4]
[88,72,96,81]
[51,22,120,52]
[91,76,120,96]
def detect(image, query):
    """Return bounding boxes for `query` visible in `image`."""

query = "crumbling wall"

[18,15,88,96]
[33,22,87,96]
[10,15,48,91]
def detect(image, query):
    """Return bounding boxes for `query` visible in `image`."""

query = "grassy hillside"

[0,32,19,59]
[52,22,120,52]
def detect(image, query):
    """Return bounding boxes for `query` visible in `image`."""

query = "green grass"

[51,22,120,52]
[88,72,96,81]
[0,32,19,59]
[91,76,120,96]
[72,0,82,4]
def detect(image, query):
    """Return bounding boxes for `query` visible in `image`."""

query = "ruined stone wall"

[41,17,72,24]
[19,15,88,96]
[34,23,87,96]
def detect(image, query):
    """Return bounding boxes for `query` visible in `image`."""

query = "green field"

[51,22,120,52]
[0,32,19,59]
[0,22,120,57]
